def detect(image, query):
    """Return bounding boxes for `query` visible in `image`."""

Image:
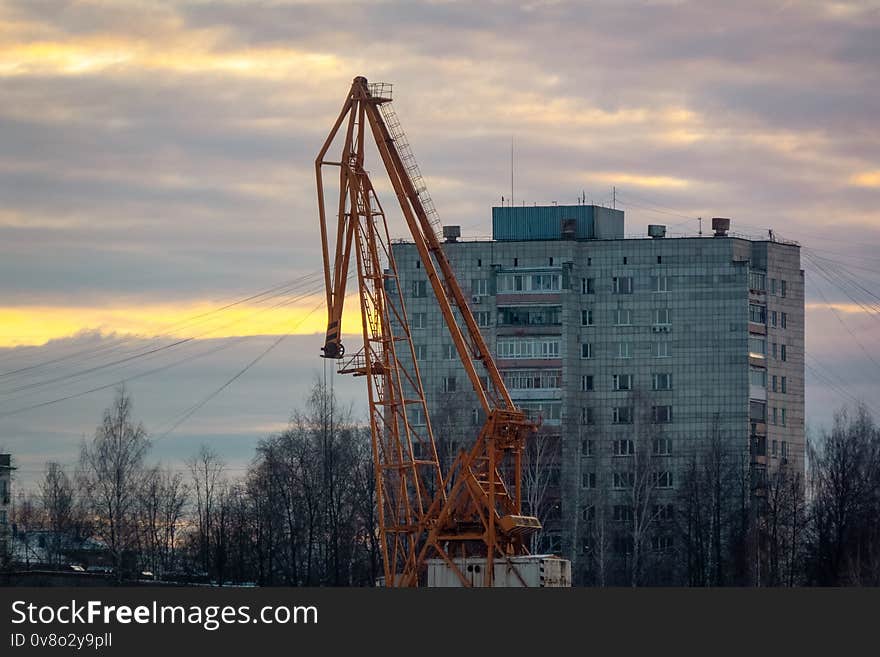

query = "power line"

[154,304,324,442]
[0,279,326,400]
[0,272,323,378]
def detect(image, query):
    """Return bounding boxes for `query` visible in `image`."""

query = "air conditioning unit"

[472,296,482,304]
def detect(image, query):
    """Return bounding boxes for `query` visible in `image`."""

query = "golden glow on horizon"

[0,36,345,79]
[850,171,880,188]
[590,171,692,189]
[0,301,362,348]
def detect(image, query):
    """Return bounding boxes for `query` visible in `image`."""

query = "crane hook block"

[321,341,344,359]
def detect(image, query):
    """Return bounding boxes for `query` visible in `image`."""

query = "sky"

[1,0,879,488]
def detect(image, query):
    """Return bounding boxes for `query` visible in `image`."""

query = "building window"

[498,306,560,326]
[652,372,672,390]
[781,312,788,329]
[444,344,457,360]
[582,505,595,522]
[415,260,421,269]
[582,407,595,425]
[623,257,628,265]
[414,345,427,360]
[781,376,787,393]
[751,367,767,387]
[751,400,767,422]
[612,472,634,489]
[781,408,787,426]
[582,277,595,294]
[653,308,671,325]
[613,439,635,456]
[781,440,789,458]
[654,342,670,358]
[471,279,489,296]
[412,312,426,329]
[520,401,562,423]
[582,472,597,489]
[410,406,426,426]
[772,440,778,457]
[581,343,594,359]
[770,310,777,327]
[612,276,634,294]
[617,342,632,359]
[781,280,787,297]
[475,310,492,327]
[749,337,766,358]
[612,374,633,391]
[498,338,560,359]
[502,369,562,390]
[749,303,767,324]
[772,407,778,425]
[772,342,778,359]
[581,308,594,326]
[651,275,669,292]
[652,471,674,488]
[770,278,777,295]
[412,280,427,298]
[531,273,560,291]
[499,272,561,293]
[613,505,634,522]
[582,375,594,392]
[442,376,457,393]
[771,374,777,392]
[653,438,673,456]
[477,258,482,267]
[612,406,634,424]
[781,344,787,361]
[615,308,633,326]
[651,535,674,552]
[652,405,673,423]
[749,271,766,291]
[581,439,594,457]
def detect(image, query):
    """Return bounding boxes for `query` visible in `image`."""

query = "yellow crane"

[316,77,546,586]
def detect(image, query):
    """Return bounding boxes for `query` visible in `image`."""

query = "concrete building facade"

[390,206,804,584]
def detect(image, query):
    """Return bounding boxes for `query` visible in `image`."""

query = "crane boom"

[316,77,541,586]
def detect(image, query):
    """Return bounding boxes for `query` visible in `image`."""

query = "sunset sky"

[1,0,878,486]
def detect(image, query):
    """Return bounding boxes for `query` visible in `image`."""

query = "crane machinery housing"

[316,76,571,587]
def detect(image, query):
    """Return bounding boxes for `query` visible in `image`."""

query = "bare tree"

[39,462,76,566]
[522,427,560,553]
[805,404,880,585]
[187,444,225,579]
[80,386,150,580]
[138,466,188,578]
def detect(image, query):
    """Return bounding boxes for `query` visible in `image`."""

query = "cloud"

[1,0,879,479]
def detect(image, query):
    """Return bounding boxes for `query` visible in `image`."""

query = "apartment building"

[391,205,804,584]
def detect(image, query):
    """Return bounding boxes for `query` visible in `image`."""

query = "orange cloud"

[850,171,880,188]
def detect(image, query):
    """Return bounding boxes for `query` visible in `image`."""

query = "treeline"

[6,385,879,586]
[8,382,379,586]
[571,404,880,587]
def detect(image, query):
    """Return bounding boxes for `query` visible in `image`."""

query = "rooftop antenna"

[510,135,514,208]
[613,186,616,209]
[698,217,702,236]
